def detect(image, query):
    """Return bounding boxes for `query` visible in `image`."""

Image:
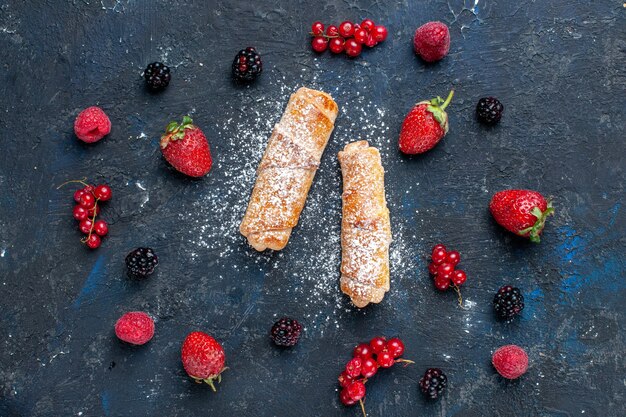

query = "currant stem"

[453,284,466,309]
[309,32,340,39]
[56,177,89,189]
[359,399,367,417]
[395,358,415,367]
[80,199,99,244]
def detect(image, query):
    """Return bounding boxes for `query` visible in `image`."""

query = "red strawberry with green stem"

[398,90,454,154]
[181,331,227,391]
[160,116,212,177]
[489,189,554,243]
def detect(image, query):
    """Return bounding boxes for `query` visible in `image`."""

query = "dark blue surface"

[0,1,625,416]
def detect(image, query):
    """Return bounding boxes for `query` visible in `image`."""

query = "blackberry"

[493,285,524,321]
[476,96,504,125]
[232,47,262,82]
[419,368,447,399]
[125,247,158,279]
[144,62,171,90]
[270,317,302,347]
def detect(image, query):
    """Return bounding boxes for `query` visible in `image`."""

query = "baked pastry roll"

[240,87,339,251]
[338,141,391,308]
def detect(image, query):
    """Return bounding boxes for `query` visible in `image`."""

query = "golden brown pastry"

[338,140,391,308]
[240,87,339,251]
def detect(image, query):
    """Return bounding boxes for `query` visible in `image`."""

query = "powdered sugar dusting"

[181,73,414,335]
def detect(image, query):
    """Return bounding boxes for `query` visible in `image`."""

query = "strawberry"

[181,331,226,391]
[489,189,554,243]
[160,116,212,177]
[398,90,454,154]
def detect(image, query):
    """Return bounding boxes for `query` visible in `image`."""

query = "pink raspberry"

[492,344,529,379]
[413,21,450,62]
[74,106,111,143]
[114,312,154,345]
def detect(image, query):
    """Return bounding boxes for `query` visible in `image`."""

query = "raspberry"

[74,106,111,143]
[492,345,528,379]
[413,21,450,62]
[476,97,504,125]
[114,312,155,345]
[270,317,302,346]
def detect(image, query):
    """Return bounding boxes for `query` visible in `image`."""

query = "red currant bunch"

[310,18,388,58]
[61,179,112,249]
[429,244,467,304]
[338,336,413,413]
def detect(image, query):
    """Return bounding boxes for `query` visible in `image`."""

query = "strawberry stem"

[519,201,554,243]
[440,90,454,111]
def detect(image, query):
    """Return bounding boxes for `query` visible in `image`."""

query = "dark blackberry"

[493,285,524,321]
[125,247,158,279]
[232,47,262,82]
[144,62,171,90]
[419,368,447,399]
[270,317,302,347]
[476,96,504,125]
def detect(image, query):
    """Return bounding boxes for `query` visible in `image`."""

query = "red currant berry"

[354,28,368,44]
[364,35,377,48]
[340,388,356,406]
[329,37,345,54]
[94,184,112,201]
[361,356,378,378]
[338,371,353,388]
[82,185,95,194]
[347,381,366,401]
[326,25,339,37]
[445,250,460,266]
[386,338,405,358]
[345,357,362,378]
[79,192,96,209]
[360,19,375,32]
[369,336,386,353]
[344,39,362,57]
[73,189,85,203]
[437,263,454,279]
[79,219,93,234]
[94,220,108,236]
[87,205,100,217]
[353,343,372,359]
[428,262,439,275]
[311,36,328,53]
[452,270,467,286]
[311,21,324,36]
[85,234,101,249]
[372,25,388,42]
[73,205,88,221]
[431,248,447,265]
[434,276,450,291]
[377,351,395,368]
[338,21,355,38]
[432,244,446,253]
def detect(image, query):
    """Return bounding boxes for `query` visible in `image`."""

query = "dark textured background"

[1,1,625,416]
